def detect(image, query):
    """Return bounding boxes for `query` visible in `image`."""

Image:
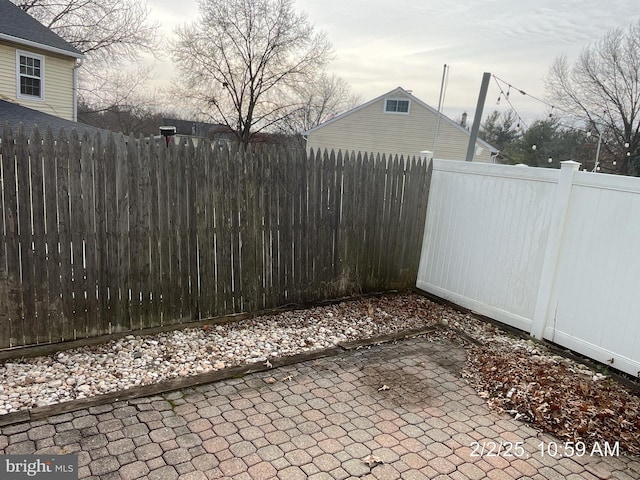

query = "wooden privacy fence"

[0,123,430,350]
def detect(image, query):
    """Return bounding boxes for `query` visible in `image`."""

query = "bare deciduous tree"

[78,101,165,135]
[79,64,157,111]
[282,73,361,136]
[171,0,333,145]
[545,21,640,175]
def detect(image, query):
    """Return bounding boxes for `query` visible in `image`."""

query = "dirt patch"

[360,363,436,407]
[355,340,466,407]
[434,355,465,375]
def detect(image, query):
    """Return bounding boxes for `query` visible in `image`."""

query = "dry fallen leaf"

[363,454,382,467]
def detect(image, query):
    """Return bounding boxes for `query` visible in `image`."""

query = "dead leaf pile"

[462,341,640,454]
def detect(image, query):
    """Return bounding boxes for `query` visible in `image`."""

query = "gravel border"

[0,293,454,424]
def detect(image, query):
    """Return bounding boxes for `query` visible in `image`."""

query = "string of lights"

[556,122,596,136]
[491,75,600,139]
[492,74,563,116]
[489,75,632,173]
[490,74,583,135]
[491,75,529,130]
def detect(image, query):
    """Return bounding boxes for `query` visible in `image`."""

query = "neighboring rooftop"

[0,0,83,58]
[162,118,234,138]
[1,99,107,137]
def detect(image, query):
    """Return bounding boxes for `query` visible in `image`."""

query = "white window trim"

[16,50,45,101]
[384,98,410,115]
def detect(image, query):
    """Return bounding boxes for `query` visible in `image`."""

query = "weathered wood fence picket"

[0,124,430,350]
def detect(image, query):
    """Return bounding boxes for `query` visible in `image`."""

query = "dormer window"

[384,99,410,114]
[17,51,44,100]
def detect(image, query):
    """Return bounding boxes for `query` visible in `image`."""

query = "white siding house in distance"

[305,87,497,162]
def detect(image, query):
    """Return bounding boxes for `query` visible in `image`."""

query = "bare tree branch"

[12,0,157,61]
[278,73,361,135]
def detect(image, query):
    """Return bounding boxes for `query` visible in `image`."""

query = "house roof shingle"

[0,0,83,58]
[0,99,107,137]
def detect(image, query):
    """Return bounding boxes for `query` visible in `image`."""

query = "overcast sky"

[146,0,640,125]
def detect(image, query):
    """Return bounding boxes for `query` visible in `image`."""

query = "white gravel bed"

[0,293,462,414]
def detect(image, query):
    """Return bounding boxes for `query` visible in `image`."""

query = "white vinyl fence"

[417,159,640,377]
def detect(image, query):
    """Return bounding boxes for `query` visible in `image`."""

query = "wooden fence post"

[530,160,580,339]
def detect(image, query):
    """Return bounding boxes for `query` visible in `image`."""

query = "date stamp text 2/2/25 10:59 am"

[470,440,620,459]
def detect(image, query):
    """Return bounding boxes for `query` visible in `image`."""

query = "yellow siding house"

[305,87,497,162]
[0,0,84,122]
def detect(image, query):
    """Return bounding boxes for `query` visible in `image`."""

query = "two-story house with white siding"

[304,87,497,162]
[0,0,89,131]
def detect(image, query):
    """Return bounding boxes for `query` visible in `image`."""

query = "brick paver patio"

[1,337,639,479]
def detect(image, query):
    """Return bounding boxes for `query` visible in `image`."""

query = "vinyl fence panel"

[417,160,558,331]
[546,172,640,376]
[417,159,640,376]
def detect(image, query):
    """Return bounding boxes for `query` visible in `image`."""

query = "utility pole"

[431,64,449,155]
[592,131,603,172]
[465,72,491,162]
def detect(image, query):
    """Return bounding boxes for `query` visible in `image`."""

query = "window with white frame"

[17,51,44,100]
[384,98,410,113]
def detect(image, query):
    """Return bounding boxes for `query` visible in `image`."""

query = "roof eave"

[0,32,84,59]
[303,87,408,136]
